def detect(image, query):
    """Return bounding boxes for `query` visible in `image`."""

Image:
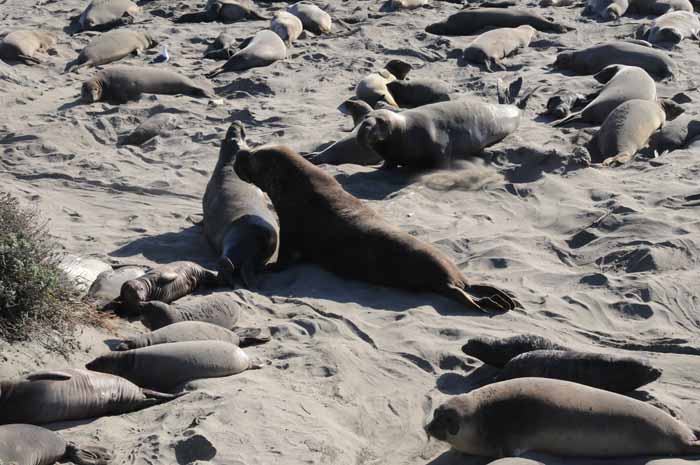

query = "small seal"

[138,293,243,330]
[463,25,536,71]
[461,334,568,367]
[271,11,304,46]
[78,0,141,32]
[287,2,332,34]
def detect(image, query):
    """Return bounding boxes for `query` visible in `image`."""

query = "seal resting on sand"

[0,30,57,65]
[206,30,286,77]
[138,293,243,330]
[78,0,140,32]
[584,0,629,20]
[65,30,157,73]
[355,60,412,107]
[461,334,568,367]
[425,8,572,35]
[233,144,517,313]
[175,0,267,23]
[287,2,332,34]
[636,11,700,45]
[271,11,304,45]
[463,25,536,71]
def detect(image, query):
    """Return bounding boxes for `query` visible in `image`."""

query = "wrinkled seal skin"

[287,1,332,34]
[461,334,568,367]
[175,0,267,23]
[636,11,700,45]
[425,378,700,457]
[425,8,571,35]
[65,30,157,73]
[86,341,255,392]
[0,31,57,65]
[234,145,517,313]
[463,25,536,72]
[203,122,279,288]
[206,30,286,77]
[0,424,111,465]
[0,368,178,425]
[79,0,140,32]
[386,78,451,108]
[271,11,304,45]
[497,350,662,393]
[138,294,242,330]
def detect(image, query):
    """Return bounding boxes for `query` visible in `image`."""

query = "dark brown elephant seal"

[206,30,286,78]
[636,11,700,46]
[233,144,517,313]
[138,293,242,330]
[0,368,179,425]
[0,424,112,465]
[386,78,451,108]
[425,378,700,457]
[203,122,279,288]
[65,30,157,73]
[287,2,332,34]
[461,334,568,367]
[79,0,140,32]
[0,31,57,65]
[426,8,572,35]
[175,0,267,23]
[463,25,536,71]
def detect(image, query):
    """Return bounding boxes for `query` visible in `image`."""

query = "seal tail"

[65,444,113,465]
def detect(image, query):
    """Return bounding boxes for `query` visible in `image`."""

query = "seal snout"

[425,407,460,441]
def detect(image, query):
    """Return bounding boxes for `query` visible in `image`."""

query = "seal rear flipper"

[142,388,185,402]
[233,326,272,347]
[65,444,112,465]
[205,67,225,79]
[465,284,519,310]
[64,57,88,73]
[496,76,523,105]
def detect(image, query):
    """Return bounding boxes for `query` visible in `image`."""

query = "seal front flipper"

[26,370,73,381]
[65,444,112,465]
[217,256,239,288]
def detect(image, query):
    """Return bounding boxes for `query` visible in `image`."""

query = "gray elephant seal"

[0,31,57,65]
[636,11,700,45]
[287,2,332,34]
[79,0,140,32]
[463,25,536,71]
[206,30,286,78]
[426,8,572,35]
[546,91,585,119]
[121,113,180,146]
[138,293,243,330]
[82,66,216,103]
[175,0,267,23]
[234,145,517,313]
[553,41,675,80]
[88,265,149,301]
[0,368,178,425]
[425,377,700,457]
[649,112,700,152]
[461,334,568,367]
[498,350,662,393]
[386,78,450,108]
[271,11,304,45]
[584,0,629,20]
[65,30,157,73]
[87,341,258,392]
[630,0,693,14]
[306,130,383,165]
[203,122,279,287]
[0,424,111,465]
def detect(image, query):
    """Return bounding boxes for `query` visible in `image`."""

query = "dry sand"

[2,0,700,464]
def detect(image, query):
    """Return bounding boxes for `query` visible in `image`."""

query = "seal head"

[81,79,102,103]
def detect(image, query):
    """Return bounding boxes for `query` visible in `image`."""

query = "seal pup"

[287,2,332,34]
[463,25,536,71]
[0,30,57,65]
[78,0,140,32]
[206,30,286,78]
[425,8,572,35]
[271,11,304,46]
[121,113,180,146]
[383,0,430,9]
[0,368,179,425]
[386,78,450,108]
[204,32,238,60]
[138,293,243,330]
[0,424,111,465]
[65,30,157,73]
[175,0,267,23]
[86,341,259,392]
[425,378,700,457]
[462,334,568,367]
[584,0,629,20]
[546,91,585,119]
[649,112,700,152]
[87,265,149,302]
[636,11,700,46]
[82,66,216,103]
[233,144,517,313]
[355,60,413,107]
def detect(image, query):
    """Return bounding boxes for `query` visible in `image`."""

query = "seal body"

[386,78,450,108]
[461,334,568,367]
[138,293,242,330]
[356,69,400,107]
[176,0,267,23]
[630,0,693,13]
[66,30,156,73]
[271,11,304,45]
[585,0,629,19]
[287,2,332,34]
[426,8,570,35]
[88,265,148,301]
[463,25,536,71]
[649,113,700,152]
[0,31,56,65]
[206,30,286,77]
[122,113,179,146]
[308,130,383,165]
[116,321,244,350]
[637,11,700,45]
[425,378,700,457]
[79,0,140,32]
[233,145,517,313]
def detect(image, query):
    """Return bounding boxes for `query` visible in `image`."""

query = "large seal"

[86,341,259,392]
[584,0,629,20]
[203,122,279,287]
[271,11,304,46]
[65,30,157,73]
[287,2,332,34]
[81,66,215,103]
[206,30,286,78]
[78,0,140,32]
[425,378,700,457]
[461,334,568,367]
[636,11,700,45]
[233,144,517,313]
[386,78,450,108]
[463,25,536,71]
[425,8,572,35]
[138,293,243,330]
[0,368,178,425]
[0,31,57,65]
[175,0,267,22]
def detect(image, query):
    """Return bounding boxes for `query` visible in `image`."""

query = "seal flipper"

[65,444,112,465]
[217,256,238,288]
[552,111,583,127]
[26,370,73,381]
[465,284,519,310]
[602,152,633,167]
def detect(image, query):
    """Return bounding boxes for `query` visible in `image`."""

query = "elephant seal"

[463,25,536,72]
[630,0,693,14]
[636,11,700,46]
[0,424,111,465]
[553,65,656,126]
[553,41,675,80]
[356,99,521,169]
[649,112,700,153]
[117,261,218,315]
[271,11,304,45]
[79,0,140,32]
[584,0,629,20]
[203,122,279,287]
[233,145,517,313]
[86,341,259,392]
[0,31,57,65]
[383,0,429,10]
[386,78,450,108]
[425,378,700,457]
[175,0,267,23]
[65,30,157,73]
[0,368,179,425]
[287,2,332,34]
[206,30,286,78]
[425,8,572,35]
[546,91,585,119]
[497,350,662,393]
[115,321,270,351]
[306,130,383,165]
[461,334,568,367]
[356,60,413,107]
[121,113,180,146]
[138,293,242,330]
[87,265,149,301]
[339,98,375,127]
[204,32,238,60]
[82,66,216,103]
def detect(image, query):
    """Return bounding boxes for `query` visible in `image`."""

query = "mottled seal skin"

[88,265,148,302]
[636,11,700,46]
[81,66,216,103]
[138,294,242,330]
[584,0,629,20]
[206,30,286,78]
[386,78,450,108]
[0,31,57,65]
[630,0,693,14]
[463,25,536,72]
[79,0,140,32]
[461,334,568,367]
[121,113,179,146]
[287,2,332,34]
[553,42,675,80]
[234,145,517,313]
[0,424,111,465]
[425,8,572,35]
[65,30,157,73]
[649,113,700,152]
[86,341,257,392]
[0,368,178,425]
[356,99,521,170]
[203,122,279,287]
[497,350,662,393]
[175,0,267,23]
[425,378,700,457]
[271,11,304,45]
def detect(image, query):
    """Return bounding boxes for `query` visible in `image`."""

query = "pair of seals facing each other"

[78,0,140,32]
[139,293,243,330]
[175,0,267,23]
[0,31,57,65]
[463,25,536,72]
[636,11,700,46]
[287,2,332,35]
[233,143,517,313]
[65,30,158,73]
[426,378,700,457]
[425,8,572,35]
[206,30,286,77]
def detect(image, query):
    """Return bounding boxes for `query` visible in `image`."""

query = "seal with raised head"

[233,144,516,313]
[0,30,57,65]
[206,30,286,78]
[461,334,568,367]
[175,0,267,23]
[584,0,629,20]
[138,293,243,330]
[426,8,572,35]
[636,11,700,45]
[0,368,179,425]
[287,2,332,34]
[463,25,536,71]
[78,0,140,32]
[356,60,413,107]
[271,11,304,46]
[425,378,700,457]
[386,78,450,108]
[65,30,157,73]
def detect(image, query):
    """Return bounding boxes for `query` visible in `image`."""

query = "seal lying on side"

[121,113,180,146]
[0,424,111,465]
[386,78,450,108]
[79,0,140,32]
[584,0,629,20]
[0,368,178,425]
[65,30,157,73]
[497,350,662,393]
[87,341,259,392]
[203,122,279,287]
[649,112,700,153]
[175,0,267,23]
[356,60,413,107]
[426,8,572,35]
[630,0,693,14]
[206,30,286,77]
[287,2,332,34]
[546,91,585,119]
[461,334,568,367]
[271,11,304,45]
[425,378,700,457]
[0,31,56,65]
[82,66,216,103]
[636,11,700,46]
[138,293,242,330]
[463,25,536,72]
[234,144,517,313]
